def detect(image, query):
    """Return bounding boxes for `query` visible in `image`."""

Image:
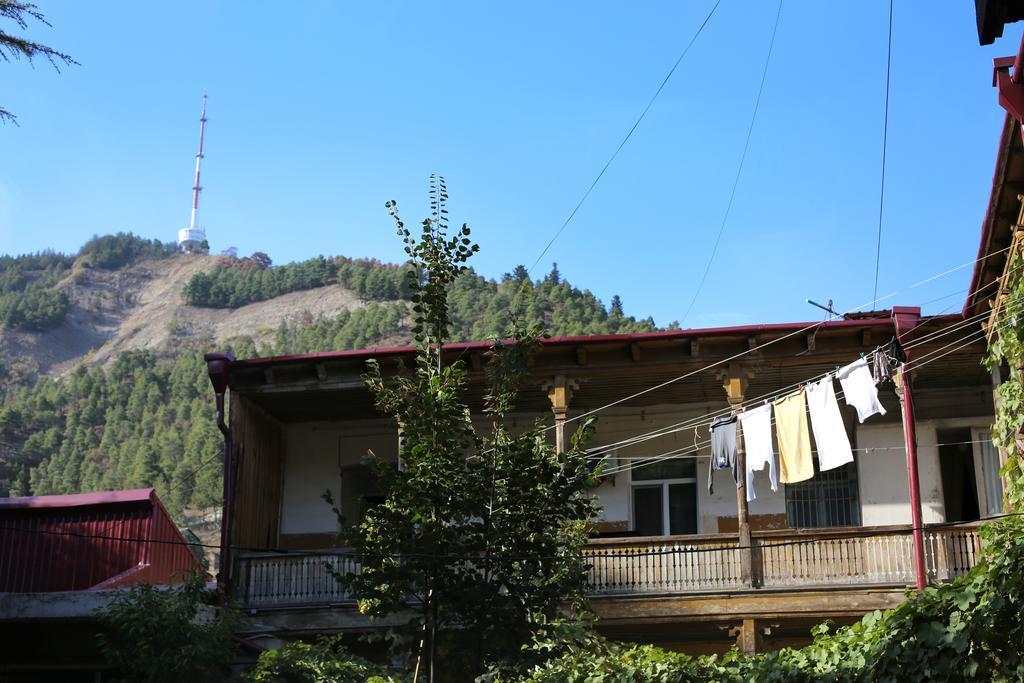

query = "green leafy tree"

[0,1,76,124]
[329,180,600,680]
[246,635,405,683]
[95,575,241,682]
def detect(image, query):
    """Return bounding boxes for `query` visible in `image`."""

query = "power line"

[545,244,1011,435]
[678,0,784,326]
[526,0,723,275]
[599,320,996,478]
[584,290,1009,463]
[872,0,894,302]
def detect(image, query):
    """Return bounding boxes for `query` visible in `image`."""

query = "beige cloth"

[773,390,814,483]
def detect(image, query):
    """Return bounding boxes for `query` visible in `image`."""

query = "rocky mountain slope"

[0,253,366,381]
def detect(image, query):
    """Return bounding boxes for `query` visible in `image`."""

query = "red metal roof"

[0,488,204,593]
[230,313,920,369]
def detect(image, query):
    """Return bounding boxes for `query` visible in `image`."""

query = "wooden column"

[739,618,760,655]
[546,375,575,454]
[722,363,753,586]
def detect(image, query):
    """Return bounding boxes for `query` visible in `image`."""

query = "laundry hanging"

[871,348,893,385]
[837,357,887,422]
[806,375,855,472]
[738,403,777,502]
[707,414,738,495]
[773,390,814,484]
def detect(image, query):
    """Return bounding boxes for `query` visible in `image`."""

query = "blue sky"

[1,2,1022,329]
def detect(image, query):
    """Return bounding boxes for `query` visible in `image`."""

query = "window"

[785,459,861,528]
[631,456,698,536]
[974,429,1004,516]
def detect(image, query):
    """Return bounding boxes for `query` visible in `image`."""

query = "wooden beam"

[804,332,816,352]
[629,343,643,362]
[576,347,588,366]
[860,329,871,347]
[689,339,700,357]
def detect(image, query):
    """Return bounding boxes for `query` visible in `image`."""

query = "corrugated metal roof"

[0,488,204,592]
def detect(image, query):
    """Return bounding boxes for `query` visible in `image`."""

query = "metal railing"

[233,523,983,607]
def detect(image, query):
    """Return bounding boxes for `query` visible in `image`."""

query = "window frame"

[629,456,700,536]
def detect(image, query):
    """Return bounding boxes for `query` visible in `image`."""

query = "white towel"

[837,357,887,423]
[739,404,777,503]
[806,376,854,472]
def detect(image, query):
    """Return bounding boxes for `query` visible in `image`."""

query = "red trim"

[965,115,1018,316]
[229,315,936,369]
[0,488,156,510]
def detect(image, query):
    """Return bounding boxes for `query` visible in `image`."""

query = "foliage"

[79,232,177,269]
[0,348,225,519]
[514,517,1024,680]
[330,181,601,679]
[0,285,67,329]
[0,248,73,330]
[95,574,241,683]
[506,261,1024,681]
[246,635,405,683]
[985,251,1024,510]
[2,231,664,526]
[181,249,662,340]
[0,0,76,125]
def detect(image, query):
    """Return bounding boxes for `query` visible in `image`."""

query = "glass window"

[668,483,698,535]
[976,430,1004,516]
[631,454,699,536]
[633,486,664,536]
[633,458,696,482]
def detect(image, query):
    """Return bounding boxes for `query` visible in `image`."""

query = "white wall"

[276,407,988,537]
[857,418,993,526]
[586,405,788,533]
[279,420,399,535]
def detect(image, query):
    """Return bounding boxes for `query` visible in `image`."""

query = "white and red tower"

[178,94,209,253]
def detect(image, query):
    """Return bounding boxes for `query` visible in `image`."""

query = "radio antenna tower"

[178,94,209,253]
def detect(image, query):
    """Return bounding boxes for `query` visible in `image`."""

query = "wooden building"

[207,303,997,653]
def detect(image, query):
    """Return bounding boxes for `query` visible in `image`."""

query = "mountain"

[0,233,668,519]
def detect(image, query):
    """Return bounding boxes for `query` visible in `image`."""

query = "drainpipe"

[205,352,236,593]
[892,307,927,590]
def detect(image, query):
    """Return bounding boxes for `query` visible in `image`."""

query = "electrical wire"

[872,0,895,303]
[526,0,723,276]
[543,245,1012,435]
[598,319,996,478]
[583,294,1007,463]
[678,0,784,326]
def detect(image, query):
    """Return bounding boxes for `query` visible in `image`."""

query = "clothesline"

[583,298,1004,463]
[597,319,995,483]
[596,318,994,475]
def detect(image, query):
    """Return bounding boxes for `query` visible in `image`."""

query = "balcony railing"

[233,523,983,608]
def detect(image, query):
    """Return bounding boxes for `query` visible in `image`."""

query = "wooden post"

[739,618,760,655]
[546,375,575,454]
[722,363,753,586]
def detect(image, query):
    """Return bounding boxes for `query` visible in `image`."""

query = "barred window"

[784,459,861,528]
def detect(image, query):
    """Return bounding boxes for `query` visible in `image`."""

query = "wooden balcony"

[232,523,982,609]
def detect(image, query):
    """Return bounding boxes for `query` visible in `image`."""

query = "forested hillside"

[0,237,668,519]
